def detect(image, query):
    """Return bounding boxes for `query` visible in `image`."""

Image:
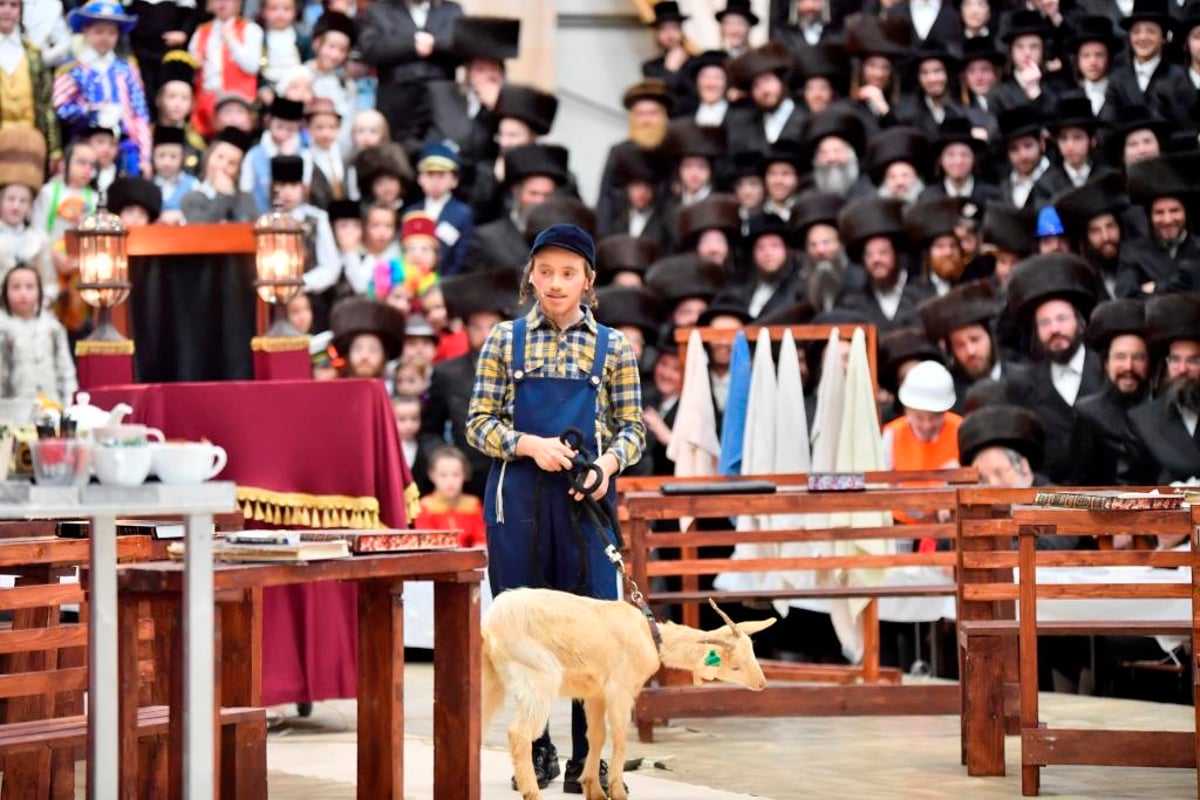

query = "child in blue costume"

[466,224,645,794]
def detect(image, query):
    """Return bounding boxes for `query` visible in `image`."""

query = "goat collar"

[632,594,663,653]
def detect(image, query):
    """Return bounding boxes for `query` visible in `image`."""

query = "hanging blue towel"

[718,331,752,476]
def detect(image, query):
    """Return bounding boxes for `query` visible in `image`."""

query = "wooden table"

[116,549,487,800]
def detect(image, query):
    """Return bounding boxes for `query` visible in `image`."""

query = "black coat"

[594,141,671,243]
[464,215,528,272]
[420,352,490,499]
[1104,60,1195,125]
[1069,382,1152,486]
[598,198,675,255]
[893,96,970,141]
[883,0,962,47]
[1005,349,1105,485]
[728,260,806,321]
[357,1,462,86]
[771,23,841,56]
[1115,235,1200,298]
[425,81,498,164]
[998,163,1070,212]
[834,277,934,334]
[1129,396,1200,484]
[724,103,807,158]
[917,179,1003,209]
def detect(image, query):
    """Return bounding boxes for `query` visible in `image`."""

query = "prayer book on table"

[167,539,352,562]
[294,529,461,553]
[1032,491,1185,511]
[57,519,196,540]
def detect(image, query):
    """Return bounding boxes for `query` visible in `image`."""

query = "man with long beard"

[1004,253,1104,485]
[595,80,673,236]
[792,190,848,313]
[919,279,1014,413]
[801,106,871,199]
[725,42,806,157]
[1130,292,1200,484]
[1069,300,1153,485]
[835,196,933,331]
[866,126,929,208]
[1053,171,1128,300]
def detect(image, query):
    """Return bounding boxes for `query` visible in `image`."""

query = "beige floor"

[259,665,1199,800]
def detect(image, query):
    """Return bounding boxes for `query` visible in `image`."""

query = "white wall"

[552,0,658,205]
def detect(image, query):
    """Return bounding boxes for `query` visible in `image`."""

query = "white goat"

[481,587,776,800]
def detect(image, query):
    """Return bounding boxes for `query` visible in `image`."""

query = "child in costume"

[410,142,474,277]
[188,0,263,138]
[414,446,486,548]
[305,11,357,147]
[52,1,152,175]
[30,140,98,332]
[0,264,77,404]
[0,129,56,309]
[397,211,441,294]
[353,204,401,297]
[258,0,306,106]
[154,52,207,175]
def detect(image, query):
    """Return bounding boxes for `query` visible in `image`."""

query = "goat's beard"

[813,156,860,197]
[1167,376,1200,414]
[629,113,668,150]
[878,177,926,206]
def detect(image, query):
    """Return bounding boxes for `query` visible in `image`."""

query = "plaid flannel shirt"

[466,304,645,470]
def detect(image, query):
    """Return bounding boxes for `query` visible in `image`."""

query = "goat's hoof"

[609,784,629,800]
[583,781,608,800]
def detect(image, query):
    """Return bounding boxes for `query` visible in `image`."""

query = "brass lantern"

[253,208,305,337]
[76,205,131,342]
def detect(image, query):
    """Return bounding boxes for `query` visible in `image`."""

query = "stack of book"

[166,529,462,562]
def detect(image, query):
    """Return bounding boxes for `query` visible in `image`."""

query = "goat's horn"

[708,598,739,634]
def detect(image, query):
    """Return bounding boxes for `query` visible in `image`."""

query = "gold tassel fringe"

[235,486,382,529]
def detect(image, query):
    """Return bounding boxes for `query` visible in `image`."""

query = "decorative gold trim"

[404,481,421,527]
[250,335,311,353]
[235,486,383,529]
[74,339,135,356]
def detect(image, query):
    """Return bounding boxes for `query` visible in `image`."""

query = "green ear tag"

[704,649,721,667]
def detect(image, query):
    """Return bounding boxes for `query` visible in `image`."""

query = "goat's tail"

[480,631,506,733]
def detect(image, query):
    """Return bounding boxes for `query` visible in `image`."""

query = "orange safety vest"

[883,412,963,538]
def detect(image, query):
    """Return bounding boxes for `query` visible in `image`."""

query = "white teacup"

[151,442,227,485]
[94,444,153,487]
[94,424,166,447]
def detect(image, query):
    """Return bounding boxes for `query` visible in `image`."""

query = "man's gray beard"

[813,155,860,197]
[1167,377,1200,414]
[801,251,849,312]
[877,177,925,206]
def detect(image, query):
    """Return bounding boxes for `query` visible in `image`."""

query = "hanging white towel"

[667,329,722,531]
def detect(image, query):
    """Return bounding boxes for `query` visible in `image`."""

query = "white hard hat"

[897,360,955,413]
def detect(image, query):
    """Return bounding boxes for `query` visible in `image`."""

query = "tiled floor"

[259,666,1198,799]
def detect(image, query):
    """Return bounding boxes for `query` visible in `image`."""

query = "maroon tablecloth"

[91,379,415,705]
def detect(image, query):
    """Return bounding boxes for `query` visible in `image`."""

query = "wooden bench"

[955,487,1194,789]
[624,470,978,742]
[0,534,266,799]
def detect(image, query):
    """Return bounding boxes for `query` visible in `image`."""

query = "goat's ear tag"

[704,649,721,667]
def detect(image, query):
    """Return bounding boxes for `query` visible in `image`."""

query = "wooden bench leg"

[964,633,1006,777]
[0,747,52,800]
[636,718,654,744]
[220,715,267,800]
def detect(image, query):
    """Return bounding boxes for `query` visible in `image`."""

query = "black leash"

[558,428,663,653]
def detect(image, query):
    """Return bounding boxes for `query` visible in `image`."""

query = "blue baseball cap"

[530,224,596,268]
[1036,206,1065,238]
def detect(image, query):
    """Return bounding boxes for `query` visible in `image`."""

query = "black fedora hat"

[595,285,662,342]
[933,116,986,158]
[622,79,674,110]
[801,106,868,157]
[1119,0,1174,32]
[523,196,596,243]
[495,84,559,135]
[958,405,1045,470]
[313,11,357,46]
[837,196,906,259]
[106,177,162,222]
[686,50,730,82]
[727,42,793,90]
[697,295,754,326]
[440,268,521,320]
[745,212,794,246]
[793,43,851,96]
[645,252,727,304]
[759,140,808,174]
[997,103,1044,143]
[910,42,961,74]
[1067,15,1122,53]
[864,126,931,186]
[330,298,407,361]
[611,145,668,186]
[504,144,569,186]
[450,16,521,62]
[715,0,760,26]
[1006,252,1099,326]
[790,190,846,242]
[1127,152,1200,207]
[650,1,688,25]
[919,279,1001,342]
[980,203,1034,256]
[1001,10,1052,43]
[1048,92,1098,135]
[1145,292,1200,354]
[1181,2,1200,37]
[878,326,944,394]
[596,234,659,283]
[756,300,816,326]
[1105,104,1170,166]
[905,197,966,247]
[676,194,741,249]
[960,35,1006,66]
[1086,299,1147,354]
[1052,170,1128,240]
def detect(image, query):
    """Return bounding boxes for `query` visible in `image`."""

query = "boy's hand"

[414,32,435,58]
[516,435,575,472]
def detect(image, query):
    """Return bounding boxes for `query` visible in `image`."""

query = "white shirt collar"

[1134,54,1161,91]
[944,176,975,198]
[1049,345,1086,406]
[1064,161,1090,187]
[695,99,728,126]
[1181,407,1199,437]
[1191,68,1200,90]
[1010,156,1049,208]
[762,198,793,221]
[924,96,946,124]
[1082,78,1108,114]
[681,185,712,206]
[874,269,908,320]
[763,98,796,144]
[424,192,450,221]
[930,273,952,296]
[802,21,824,45]
[85,48,116,72]
[629,206,653,237]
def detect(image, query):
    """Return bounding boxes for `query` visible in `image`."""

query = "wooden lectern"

[69,223,309,384]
